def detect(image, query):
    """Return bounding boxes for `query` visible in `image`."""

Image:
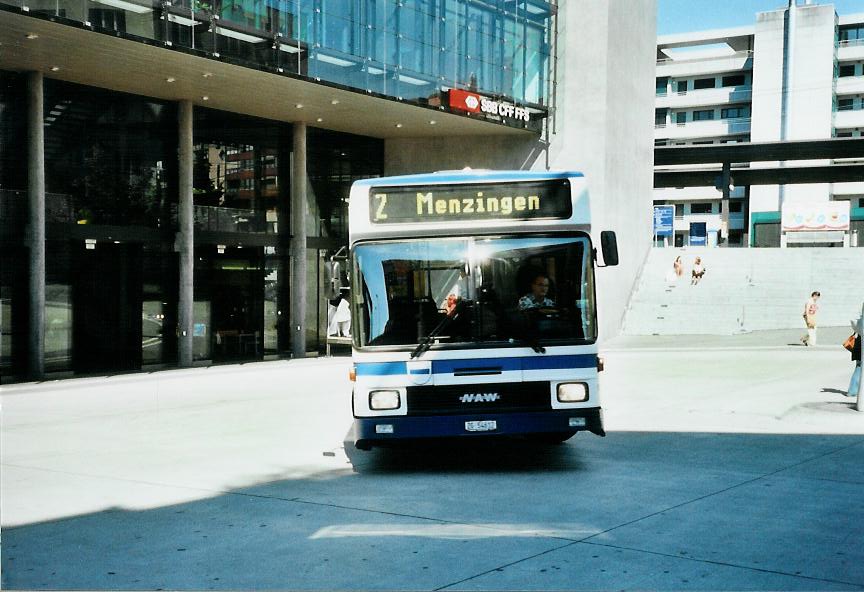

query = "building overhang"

[839,12,864,25]
[655,164,864,188]
[655,138,864,166]
[657,25,754,49]
[1,9,542,139]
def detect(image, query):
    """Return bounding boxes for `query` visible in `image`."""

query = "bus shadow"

[343,432,588,474]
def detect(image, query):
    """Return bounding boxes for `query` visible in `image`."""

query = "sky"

[657,0,864,36]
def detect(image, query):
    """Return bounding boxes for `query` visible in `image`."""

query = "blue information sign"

[653,205,674,237]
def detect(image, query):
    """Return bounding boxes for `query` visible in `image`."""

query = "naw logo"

[459,392,500,403]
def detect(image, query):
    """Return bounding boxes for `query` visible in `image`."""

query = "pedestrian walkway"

[2,336,863,590]
[606,325,854,351]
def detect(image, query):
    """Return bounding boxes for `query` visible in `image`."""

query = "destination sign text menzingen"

[368,180,572,224]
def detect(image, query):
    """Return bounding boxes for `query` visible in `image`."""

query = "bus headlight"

[557,382,588,402]
[369,390,401,410]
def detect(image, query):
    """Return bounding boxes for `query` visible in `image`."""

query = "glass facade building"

[0,0,554,381]
[3,0,553,109]
[1,75,384,379]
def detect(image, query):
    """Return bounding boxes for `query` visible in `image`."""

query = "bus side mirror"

[600,231,619,267]
[324,260,343,299]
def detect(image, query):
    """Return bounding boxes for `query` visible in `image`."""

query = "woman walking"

[801,291,821,346]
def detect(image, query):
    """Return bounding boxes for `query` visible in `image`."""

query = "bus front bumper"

[353,408,604,449]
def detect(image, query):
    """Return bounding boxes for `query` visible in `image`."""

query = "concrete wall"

[384,0,656,341]
[750,4,836,216]
[750,9,787,215]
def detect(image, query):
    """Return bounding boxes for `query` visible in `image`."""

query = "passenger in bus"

[444,293,459,315]
[518,273,555,310]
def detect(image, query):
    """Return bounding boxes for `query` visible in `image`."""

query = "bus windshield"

[352,234,596,349]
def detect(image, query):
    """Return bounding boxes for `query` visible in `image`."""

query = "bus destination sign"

[368,180,572,224]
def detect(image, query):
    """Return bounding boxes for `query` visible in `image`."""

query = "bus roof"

[351,170,585,187]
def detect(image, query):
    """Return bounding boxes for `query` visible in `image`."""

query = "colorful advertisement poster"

[781,202,851,232]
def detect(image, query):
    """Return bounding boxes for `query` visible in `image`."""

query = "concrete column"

[177,100,194,367]
[720,161,731,248]
[27,71,45,380]
[290,122,307,359]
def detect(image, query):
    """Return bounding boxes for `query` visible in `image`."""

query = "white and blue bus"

[343,170,618,450]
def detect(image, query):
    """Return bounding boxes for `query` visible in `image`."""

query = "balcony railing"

[839,38,864,48]
[655,117,752,140]
[656,86,752,109]
[656,50,753,67]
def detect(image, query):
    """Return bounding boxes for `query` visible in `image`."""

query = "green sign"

[368,180,572,224]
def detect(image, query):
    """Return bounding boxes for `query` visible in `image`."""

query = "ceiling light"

[25,33,39,40]
[429,120,436,125]
[166,76,175,83]
[330,99,340,105]
[50,66,60,72]
[295,103,303,109]
[395,123,403,128]
[316,117,323,122]
[202,96,209,101]
[202,72,213,78]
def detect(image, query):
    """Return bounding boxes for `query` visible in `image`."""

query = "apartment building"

[654,2,864,248]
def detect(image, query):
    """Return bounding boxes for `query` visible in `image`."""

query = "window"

[674,204,684,217]
[676,112,687,124]
[721,107,747,119]
[729,201,743,213]
[838,98,854,111]
[693,78,715,90]
[692,109,715,121]
[837,131,854,138]
[676,80,687,93]
[690,203,712,214]
[727,229,743,246]
[840,26,864,42]
[839,64,856,77]
[654,139,668,146]
[655,108,667,126]
[656,77,668,96]
[721,74,745,87]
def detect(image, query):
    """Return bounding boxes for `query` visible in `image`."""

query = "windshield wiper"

[512,335,546,354]
[410,301,466,359]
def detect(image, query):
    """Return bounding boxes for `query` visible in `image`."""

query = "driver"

[518,273,555,310]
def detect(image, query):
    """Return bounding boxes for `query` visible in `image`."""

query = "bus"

[341,170,618,450]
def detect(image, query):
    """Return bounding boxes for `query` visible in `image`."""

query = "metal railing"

[194,205,268,233]
[654,116,752,130]
[656,50,753,66]
[839,38,864,48]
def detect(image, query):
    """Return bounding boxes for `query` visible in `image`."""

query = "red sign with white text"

[449,89,482,113]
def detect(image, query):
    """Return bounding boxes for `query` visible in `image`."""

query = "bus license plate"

[465,420,497,432]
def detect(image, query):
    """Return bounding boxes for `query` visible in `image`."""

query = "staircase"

[622,247,864,335]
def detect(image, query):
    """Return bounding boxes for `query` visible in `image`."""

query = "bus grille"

[406,381,552,416]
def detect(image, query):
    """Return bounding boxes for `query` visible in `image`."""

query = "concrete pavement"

[1,332,863,590]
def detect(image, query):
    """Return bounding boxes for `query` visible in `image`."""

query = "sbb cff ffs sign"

[449,89,483,113]
[448,89,531,123]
